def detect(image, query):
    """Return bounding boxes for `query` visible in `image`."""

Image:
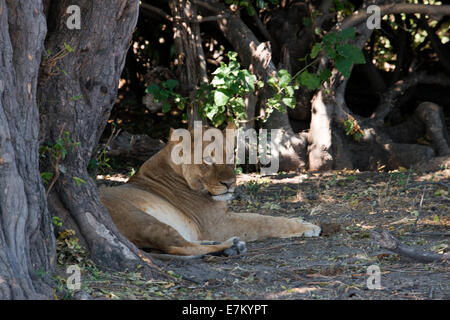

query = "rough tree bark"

[38,0,154,272]
[0,0,55,299]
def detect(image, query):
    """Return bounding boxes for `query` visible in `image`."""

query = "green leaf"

[267,76,278,88]
[145,84,160,95]
[165,79,178,90]
[285,85,294,96]
[213,112,225,127]
[227,51,238,61]
[52,216,63,227]
[64,42,75,53]
[344,119,353,135]
[232,96,245,112]
[334,0,344,11]
[310,43,322,59]
[162,102,171,113]
[206,106,218,121]
[277,69,292,86]
[318,68,332,81]
[41,172,54,184]
[211,75,226,86]
[339,27,355,40]
[335,56,353,78]
[214,90,230,106]
[337,44,365,64]
[324,45,337,59]
[73,176,86,187]
[347,45,365,64]
[282,97,296,109]
[323,32,339,47]
[302,17,312,27]
[246,5,256,16]
[299,71,321,90]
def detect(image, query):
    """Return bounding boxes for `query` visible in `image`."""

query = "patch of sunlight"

[266,287,319,298]
[388,217,415,226]
[355,223,375,230]
[96,174,129,183]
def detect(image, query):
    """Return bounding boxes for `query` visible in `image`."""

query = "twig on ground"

[371,230,449,263]
[409,186,426,233]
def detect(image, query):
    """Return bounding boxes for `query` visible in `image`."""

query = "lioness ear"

[224,121,236,131]
[168,128,175,140]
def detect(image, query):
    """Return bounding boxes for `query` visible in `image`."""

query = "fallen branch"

[371,230,449,263]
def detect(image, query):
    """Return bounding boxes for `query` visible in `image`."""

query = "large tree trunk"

[0,0,55,299]
[38,0,153,272]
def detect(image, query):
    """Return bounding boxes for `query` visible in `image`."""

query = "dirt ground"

[55,168,449,300]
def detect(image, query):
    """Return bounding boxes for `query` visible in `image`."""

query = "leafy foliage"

[145,79,186,113]
[88,149,111,175]
[40,131,80,162]
[295,27,366,90]
[198,52,262,126]
[266,69,298,117]
[143,26,365,127]
[342,116,364,141]
[199,52,305,125]
[39,131,82,192]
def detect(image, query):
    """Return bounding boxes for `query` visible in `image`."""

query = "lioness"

[100,126,321,256]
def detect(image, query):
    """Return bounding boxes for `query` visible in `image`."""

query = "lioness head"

[167,125,236,201]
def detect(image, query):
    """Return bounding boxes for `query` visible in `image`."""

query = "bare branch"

[340,4,450,30]
[192,0,223,13]
[140,3,173,22]
[251,12,274,43]
[372,72,450,121]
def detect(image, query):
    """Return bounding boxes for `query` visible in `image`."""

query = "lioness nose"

[220,181,235,189]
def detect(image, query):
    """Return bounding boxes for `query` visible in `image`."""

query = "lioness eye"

[203,156,214,165]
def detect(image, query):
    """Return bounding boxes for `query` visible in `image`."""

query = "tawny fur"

[100,128,320,256]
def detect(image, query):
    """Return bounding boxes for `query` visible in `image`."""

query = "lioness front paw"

[223,237,247,256]
[302,223,321,237]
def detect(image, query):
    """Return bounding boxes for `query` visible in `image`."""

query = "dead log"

[371,230,449,263]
